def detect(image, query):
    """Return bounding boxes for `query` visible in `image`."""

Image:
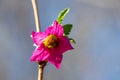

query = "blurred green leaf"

[69,38,76,44]
[63,24,72,35]
[57,8,70,24]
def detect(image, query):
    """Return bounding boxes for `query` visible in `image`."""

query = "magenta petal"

[48,50,63,69]
[49,36,73,68]
[30,46,50,61]
[31,31,47,46]
[57,36,74,54]
[53,20,64,36]
[54,54,63,69]
[31,21,74,69]
[45,21,64,36]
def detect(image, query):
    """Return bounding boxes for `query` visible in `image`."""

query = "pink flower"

[31,20,73,69]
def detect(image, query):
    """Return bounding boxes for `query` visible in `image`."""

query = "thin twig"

[31,0,41,32]
[31,0,46,80]
[37,61,47,80]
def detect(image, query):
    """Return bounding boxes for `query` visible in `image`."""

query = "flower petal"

[45,21,64,36]
[31,31,47,46]
[57,36,74,54]
[30,45,50,61]
[31,21,74,69]
[48,49,63,69]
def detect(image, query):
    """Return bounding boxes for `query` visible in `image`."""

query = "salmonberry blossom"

[31,20,73,69]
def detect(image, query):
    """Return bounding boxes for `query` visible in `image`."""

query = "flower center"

[43,34,59,48]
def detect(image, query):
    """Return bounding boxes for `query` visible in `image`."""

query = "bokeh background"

[0,0,120,80]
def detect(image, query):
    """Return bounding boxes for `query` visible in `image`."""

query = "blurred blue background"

[0,0,120,80]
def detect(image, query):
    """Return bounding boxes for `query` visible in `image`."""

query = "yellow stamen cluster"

[43,34,59,48]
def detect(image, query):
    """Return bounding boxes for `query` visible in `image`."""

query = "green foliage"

[63,24,76,44]
[63,24,72,36]
[69,38,76,44]
[56,8,76,44]
[57,8,70,24]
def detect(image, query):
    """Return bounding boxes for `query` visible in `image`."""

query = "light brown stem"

[31,0,46,80]
[31,0,41,32]
[37,61,47,80]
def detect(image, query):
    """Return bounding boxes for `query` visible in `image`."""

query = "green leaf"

[63,24,72,36]
[57,8,70,24]
[69,38,76,44]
